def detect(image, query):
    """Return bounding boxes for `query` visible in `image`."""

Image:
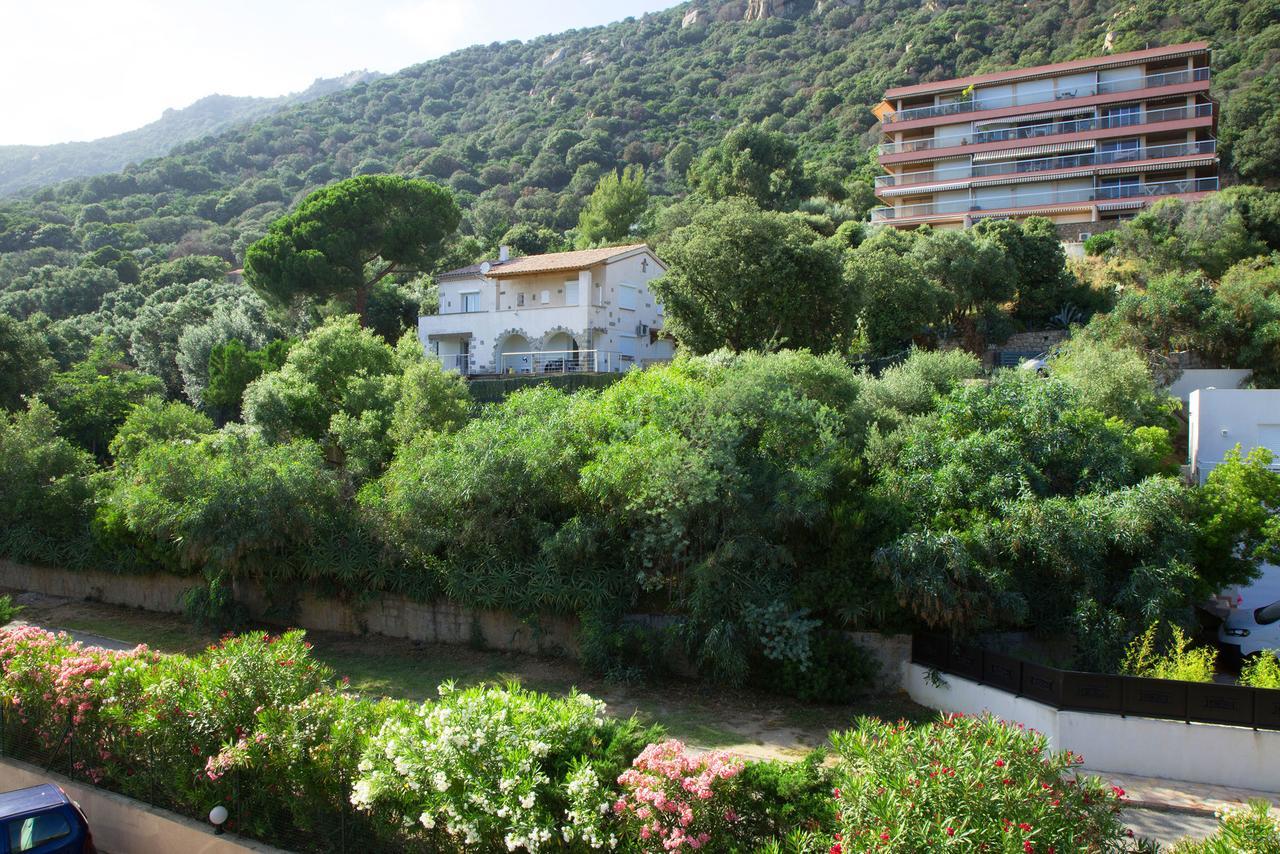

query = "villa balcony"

[869,175,1219,223]
[878,102,1214,156]
[882,67,1209,125]
[875,139,1217,189]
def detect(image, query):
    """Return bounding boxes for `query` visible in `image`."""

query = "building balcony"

[869,175,1220,223]
[879,103,1213,156]
[882,67,1209,125]
[875,139,1217,190]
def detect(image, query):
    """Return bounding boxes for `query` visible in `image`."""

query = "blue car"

[0,785,95,854]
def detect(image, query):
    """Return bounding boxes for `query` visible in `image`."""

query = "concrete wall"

[0,756,288,854]
[0,559,578,656]
[906,663,1280,790]
[1188,388,1280,483]
[850,631,912,692]
[1166,368,1251,406]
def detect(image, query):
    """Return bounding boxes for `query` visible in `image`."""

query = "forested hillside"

[0,71,381,197]
[0,0,1277,370]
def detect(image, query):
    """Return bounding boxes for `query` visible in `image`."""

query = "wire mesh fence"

[0,707,435,853]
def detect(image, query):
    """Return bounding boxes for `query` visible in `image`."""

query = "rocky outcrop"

[744,0,786,20]
[682,8,706,27]
[541,47,567,67]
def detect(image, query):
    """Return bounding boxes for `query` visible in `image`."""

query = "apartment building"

[871,42,1218,232]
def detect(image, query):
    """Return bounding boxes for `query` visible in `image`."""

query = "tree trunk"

[354,284,370,326]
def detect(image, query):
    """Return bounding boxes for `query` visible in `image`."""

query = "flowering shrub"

[351,681,654,851]
[830,714,1129,852]
[0,625,162,786]
[0,626,376,846]
[1169,799,1280,853]
[613,739,746,851]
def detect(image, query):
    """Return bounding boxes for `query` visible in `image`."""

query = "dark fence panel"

[1061,671,1124,714]
[1020,662,1062,707]
[1186,683,1256,727]
[910,632,1280,731]
[982,651,1022,694]
[949,645,984,683]
[1121,676,1187,721]
[1256,688,1280,730]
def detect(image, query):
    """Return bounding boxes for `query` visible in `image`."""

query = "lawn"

[7,593,928,759]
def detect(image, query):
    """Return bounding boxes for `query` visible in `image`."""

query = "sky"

[0,0,678,146]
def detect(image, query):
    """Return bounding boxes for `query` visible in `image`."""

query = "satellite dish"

[479,261,492,275]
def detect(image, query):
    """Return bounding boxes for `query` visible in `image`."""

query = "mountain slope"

[1,0,1276,310]
[0,71,381,197]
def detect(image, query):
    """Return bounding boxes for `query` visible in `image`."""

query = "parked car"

[1218,597,1280,663]
[0,785,95,853]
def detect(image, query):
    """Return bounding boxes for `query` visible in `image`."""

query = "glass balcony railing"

[875,139,1217,188]
[879,102,1213,155]
[869,176,1219,222]
[883,66,1209,124]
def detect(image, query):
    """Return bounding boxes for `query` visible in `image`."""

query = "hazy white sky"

[0,0,677,146]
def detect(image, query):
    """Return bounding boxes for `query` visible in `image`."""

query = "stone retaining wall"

[0,559,577,656]
[0,560,911,690]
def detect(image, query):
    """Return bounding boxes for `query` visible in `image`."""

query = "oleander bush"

[351,681,655,851]
[0,625,1161,853]
[612,740,746,851]
[830,713,1130,853]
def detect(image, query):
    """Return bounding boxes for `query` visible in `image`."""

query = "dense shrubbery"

[0,626,1135,853]
[3,318,1279,681]
[831,714,1130,852]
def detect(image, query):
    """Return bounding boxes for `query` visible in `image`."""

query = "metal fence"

[912,632,1280,730]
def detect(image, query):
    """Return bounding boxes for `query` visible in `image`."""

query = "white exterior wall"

[1188,388,1280,484]
[419,248,674,374]
[906,664,1280,791]
[1166,369,1252,407]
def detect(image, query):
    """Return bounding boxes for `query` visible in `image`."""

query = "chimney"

[499,245,511,262]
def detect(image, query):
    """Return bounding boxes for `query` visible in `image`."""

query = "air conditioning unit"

[1078,231,1092,241]
[635,323,648,336]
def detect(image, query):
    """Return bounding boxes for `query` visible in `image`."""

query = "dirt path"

[2,591,923,761]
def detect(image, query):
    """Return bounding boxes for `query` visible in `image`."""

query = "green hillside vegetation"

[0,71,381,197]
[1,0,1279,365]
[2,0,1280,692]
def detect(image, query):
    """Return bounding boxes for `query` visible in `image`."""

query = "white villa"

[418,243,676,375]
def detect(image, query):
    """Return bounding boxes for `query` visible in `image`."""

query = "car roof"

[0,785,70,818]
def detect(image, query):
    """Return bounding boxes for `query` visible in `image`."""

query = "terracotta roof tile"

[488,243,652,278]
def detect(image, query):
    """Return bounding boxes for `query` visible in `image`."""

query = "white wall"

[906,664,1280,790]
[1166,369,1252,406]
[1188,388,1280,483]
[0,756,286,854]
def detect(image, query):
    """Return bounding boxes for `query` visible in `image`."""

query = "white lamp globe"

[209,805,229,826]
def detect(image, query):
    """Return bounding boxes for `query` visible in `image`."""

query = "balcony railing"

[869,175,1219,222]
[883,66,1209,124]
[431,353,471,374]
[879,102,1214,155]
[875,139,1217,188]
[498,349,628,375]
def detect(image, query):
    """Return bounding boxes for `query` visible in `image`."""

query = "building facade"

[418,243,676,376]
[871,42,1218,232]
